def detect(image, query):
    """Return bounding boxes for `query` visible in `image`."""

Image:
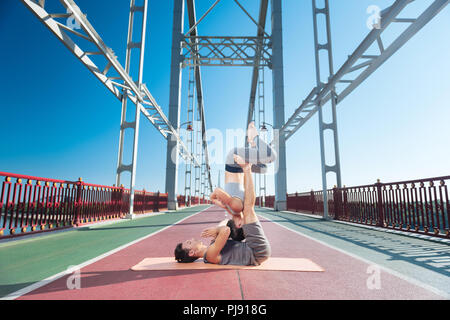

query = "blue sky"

[0,0,449,196]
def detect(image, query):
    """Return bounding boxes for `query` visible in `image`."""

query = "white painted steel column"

[165,0,184,210]
[271,0,287,211]
[115,0,149,219]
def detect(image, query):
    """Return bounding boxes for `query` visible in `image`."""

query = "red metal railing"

[286,190,335,218]
[265,196,275,209]
[264,175,450,239]
[133,190,170,214]
[74,180,128,225]
[0,172,209,239]
[177,195,186,208]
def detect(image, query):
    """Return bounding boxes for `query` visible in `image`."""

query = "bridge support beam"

[116,0,149,219]
[165,0,184,210]
[271,0,287,211]
[312,0,342,220]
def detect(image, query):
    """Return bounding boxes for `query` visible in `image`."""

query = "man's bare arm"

[205,226,231,263]
[234,154,258,225]
[201,219,229,238]
[243,165,255,208]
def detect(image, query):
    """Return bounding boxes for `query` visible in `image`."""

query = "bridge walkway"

[0,205,448,300]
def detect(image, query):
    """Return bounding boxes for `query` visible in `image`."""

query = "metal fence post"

[342,185,347,220]
[155,191,160,212]
[120,184,125,217]
[74,177,83,226]
[376,179,384,227]
[333,186,342,220]
[142,189,146,214]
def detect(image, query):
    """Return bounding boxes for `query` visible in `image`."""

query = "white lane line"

[1,206,212,300]
[257,211,450,300]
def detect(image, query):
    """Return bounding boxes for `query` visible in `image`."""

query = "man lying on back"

[174,155,271,266]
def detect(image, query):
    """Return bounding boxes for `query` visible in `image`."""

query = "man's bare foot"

[247,121,259,147]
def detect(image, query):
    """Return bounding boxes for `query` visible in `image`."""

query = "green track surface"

[257,208,450,297]
[0,205,209,298]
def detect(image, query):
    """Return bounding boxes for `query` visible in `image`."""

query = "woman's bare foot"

[212,199,226,208]
[247,121,259,147]
[232,212,244,228]
[233,154,251,171]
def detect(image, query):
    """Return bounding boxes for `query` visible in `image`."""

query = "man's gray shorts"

[242,220,271,265]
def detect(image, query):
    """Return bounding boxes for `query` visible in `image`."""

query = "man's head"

[174,238,205,263]
[227,219,245,241]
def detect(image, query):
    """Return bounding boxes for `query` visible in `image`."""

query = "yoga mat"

[131,257,324,272]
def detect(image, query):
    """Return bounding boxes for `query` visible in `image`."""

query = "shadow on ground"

[260,210,450,277]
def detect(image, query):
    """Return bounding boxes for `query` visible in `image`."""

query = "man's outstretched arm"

[234,155,258,225]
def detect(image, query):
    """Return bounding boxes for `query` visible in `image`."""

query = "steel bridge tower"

[168,0,288,211]
[22,0,449,217]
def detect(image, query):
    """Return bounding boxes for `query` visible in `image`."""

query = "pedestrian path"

[1,206,447,300]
